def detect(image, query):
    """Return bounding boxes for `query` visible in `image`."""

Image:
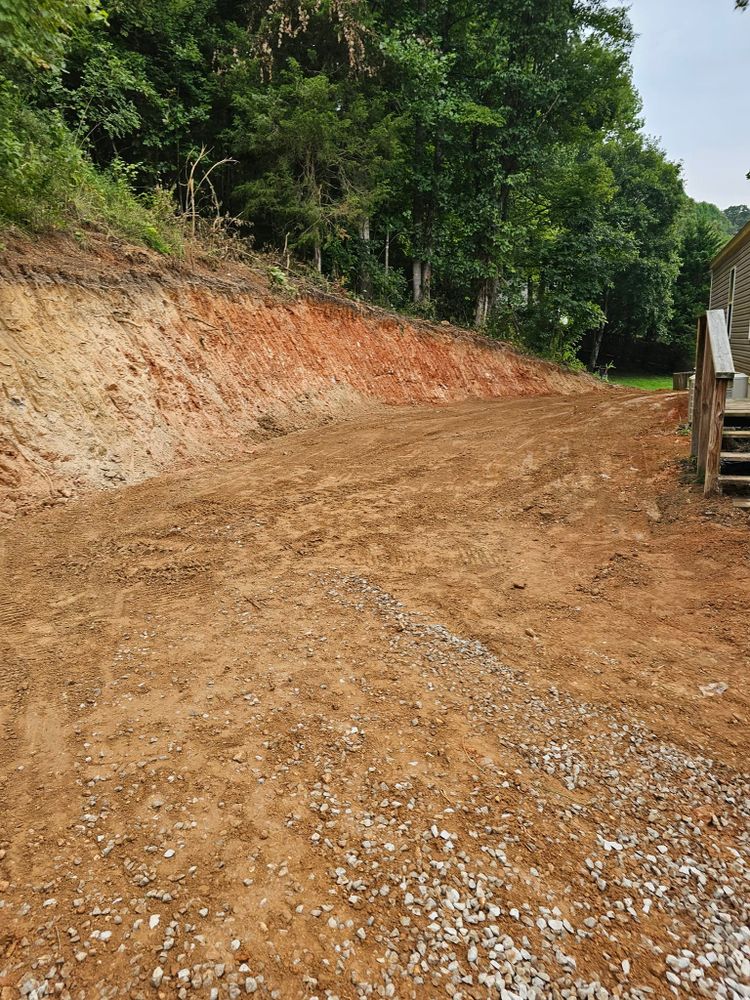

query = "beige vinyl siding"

[710,238,750,375]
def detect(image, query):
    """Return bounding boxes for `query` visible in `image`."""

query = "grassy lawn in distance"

[608,372,674,390]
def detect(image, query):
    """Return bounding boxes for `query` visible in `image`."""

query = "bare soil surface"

[0,234,590,518]
[1,390,749,1000]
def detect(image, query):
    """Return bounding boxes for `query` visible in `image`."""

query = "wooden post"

[693,310,734,493]
[697,335,714,476]
[672,371,691,390]
[691,316,706,459]
[704,378,729,496]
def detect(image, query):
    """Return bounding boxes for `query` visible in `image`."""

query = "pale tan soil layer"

[1,390,749,999]
[0,236,590,519]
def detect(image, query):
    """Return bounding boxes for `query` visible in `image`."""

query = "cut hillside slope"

[0,235,594,517]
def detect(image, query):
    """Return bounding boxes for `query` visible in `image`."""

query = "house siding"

[710,237,750,375]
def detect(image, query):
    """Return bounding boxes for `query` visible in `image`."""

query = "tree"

[230,59,396,274]
[0,0,102,76]
[371,0,638,324]
[724,204,750,233]
[48,0,237,189]
[583,134,684,371]
[690,201,735,240]
[668,201,728,366]
[0,0,714,363]
[518,143,638,365]
[250,0,372,78]
[0,0,174,243]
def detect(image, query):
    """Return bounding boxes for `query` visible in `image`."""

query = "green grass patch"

[608,372,673,390]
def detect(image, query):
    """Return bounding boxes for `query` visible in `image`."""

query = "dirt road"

[0,390,749,1000]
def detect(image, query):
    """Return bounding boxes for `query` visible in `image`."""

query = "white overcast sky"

[626,0,750,208]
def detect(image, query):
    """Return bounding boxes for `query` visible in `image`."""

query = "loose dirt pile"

[0,236,590,518]
[1,391,748,1000]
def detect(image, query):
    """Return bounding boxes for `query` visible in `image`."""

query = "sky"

[626,0,750,209]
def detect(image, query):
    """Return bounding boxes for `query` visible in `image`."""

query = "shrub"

[0,82,180,252]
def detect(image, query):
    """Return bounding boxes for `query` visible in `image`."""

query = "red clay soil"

[0,235,592,518]
[1,238,749,1000]
[0,386,749,999]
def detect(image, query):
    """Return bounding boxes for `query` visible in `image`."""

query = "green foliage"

[0,83,88,228]
[594,135,684,359]
[78,165,182,252]
[0,83,180,250]
[0,0,182,250]
[692,201,735,240]
[268,265,295,294]
[666,199,728,365]
[0,0,103,75]
[724,204,750,234]
[51,0,230,188]
[0,0,723,362]
[229,55,399,290]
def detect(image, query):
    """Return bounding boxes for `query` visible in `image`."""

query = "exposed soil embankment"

[0,236,593,516]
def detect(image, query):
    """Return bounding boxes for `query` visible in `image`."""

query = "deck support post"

[696,326,715,477]
[691,316,706,460]
[692,310,734,495]
[704,378,729,496]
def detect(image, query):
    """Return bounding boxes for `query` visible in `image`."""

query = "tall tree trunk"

[589,327,605,371]
[474,177,511,328]
[313,243,322,273]
[412,260,432,304]
[359,218,372,297]
[589,292,610,370]
[410,113,437,307]
[384,226,390,276]
[475,282,489,327]
[474,277,498,327]
[422,261,431,303]
[412,259,423,303]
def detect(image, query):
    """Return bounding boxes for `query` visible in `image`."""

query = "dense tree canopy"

[725,204,750,233]
[0,0,103,72]
[0,0,742,370]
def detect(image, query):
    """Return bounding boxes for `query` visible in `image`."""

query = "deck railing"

[691,310,735,496]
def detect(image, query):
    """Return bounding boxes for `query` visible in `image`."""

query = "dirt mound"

[0,234,594,517]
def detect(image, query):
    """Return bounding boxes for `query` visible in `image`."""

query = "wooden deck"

[723,395,750,508]
[725,399,750,416]
[691,310,750,497]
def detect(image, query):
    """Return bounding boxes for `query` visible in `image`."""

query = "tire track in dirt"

[0,391,749,999]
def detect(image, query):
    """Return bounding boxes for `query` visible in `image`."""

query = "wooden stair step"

[732,498,750,509]
[723,429,750,438]
[720,452,750,461]
[725,400,750,415]
[718,475,750,484]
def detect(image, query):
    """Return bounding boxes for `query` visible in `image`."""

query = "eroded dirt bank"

[0,391,749,999]
[0,237,591,517]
